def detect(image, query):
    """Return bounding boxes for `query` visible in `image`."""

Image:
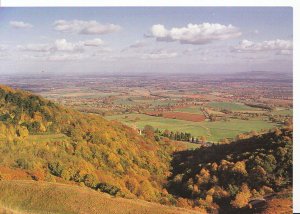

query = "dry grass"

[0,180,199,214]
[262,189,292,214]
[262,198,292,214]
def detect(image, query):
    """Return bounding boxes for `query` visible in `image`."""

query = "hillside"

[0,180,199,214]
[0,85,176,203]
[167,127,292,212]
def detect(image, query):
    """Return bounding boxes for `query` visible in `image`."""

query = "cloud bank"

[149,23,241,45]
[232,39,293,55]
[18,38,104,53]
[53,20,121,35]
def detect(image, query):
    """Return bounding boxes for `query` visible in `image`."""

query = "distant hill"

[0,84,176,203]
[224,71,292,82]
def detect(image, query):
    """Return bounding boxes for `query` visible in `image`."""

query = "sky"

[0,7,293,74]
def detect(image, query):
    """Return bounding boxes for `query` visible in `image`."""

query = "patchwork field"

[7,74,291,146]
[106,114,277,142]
[208,102,262,112]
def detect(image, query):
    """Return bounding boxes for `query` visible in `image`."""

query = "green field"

[208,102,261,112]
[272,109,293,116]
[202,119,275,141]
[106,114,276,142]
[175,106,203,114]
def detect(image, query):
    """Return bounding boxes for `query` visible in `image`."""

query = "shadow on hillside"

[166,131,284,213]
[168,134,268,179]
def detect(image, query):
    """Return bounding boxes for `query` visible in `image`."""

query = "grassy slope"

[106,114,276,141]
[0,180,198,214]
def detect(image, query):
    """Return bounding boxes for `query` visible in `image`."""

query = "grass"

[202,119,275,141]
[106,114,277,142]
[208,102,261,111]
[0,180,198,214]
[272,109,293,116]
[175,106,203,114]
[106,113,209,137]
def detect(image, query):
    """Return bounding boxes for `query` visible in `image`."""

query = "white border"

[0,1,299,213]
[0,0,296,7]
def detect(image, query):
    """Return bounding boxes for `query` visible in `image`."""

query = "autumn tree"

[230,183,251,208]
[143,125,155,140]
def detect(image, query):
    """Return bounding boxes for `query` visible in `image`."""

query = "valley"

[0,71,293,213]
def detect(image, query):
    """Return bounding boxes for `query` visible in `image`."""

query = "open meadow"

[106,113,277,142]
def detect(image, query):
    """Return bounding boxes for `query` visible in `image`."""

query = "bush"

[96,183,121,196]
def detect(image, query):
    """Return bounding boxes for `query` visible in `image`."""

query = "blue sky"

[0,7,293,74]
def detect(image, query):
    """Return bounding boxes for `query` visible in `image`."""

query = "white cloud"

[10,21,33,29]
[148,23,241,45]
[232,39,293,53]
[53,20,121,35]
[18,44,51,52]
[82,38,104,47]
[17,38,110,62]
[18,38,104,53]
[141,50,178,60]
[53,39,83,52]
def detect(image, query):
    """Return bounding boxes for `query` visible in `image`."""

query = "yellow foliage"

[230,183,251,208]
[232,161,248,175]
[197,168,210,185]
[205,195,213,204]
[107,153,120,167]
[137,180,157,201]
[33,112,43,122]
[259,186,274,195]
